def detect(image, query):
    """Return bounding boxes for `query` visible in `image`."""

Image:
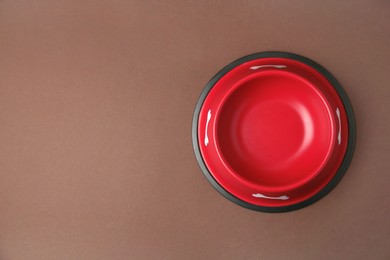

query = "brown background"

[0,1,389,259]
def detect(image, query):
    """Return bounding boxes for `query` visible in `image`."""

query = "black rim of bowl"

[192,51,356,213]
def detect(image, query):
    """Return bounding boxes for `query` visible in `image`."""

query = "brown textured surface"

[0,1,389,259]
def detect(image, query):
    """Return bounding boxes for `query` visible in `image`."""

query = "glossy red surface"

[217,71,335,190]
[198,57,349,207]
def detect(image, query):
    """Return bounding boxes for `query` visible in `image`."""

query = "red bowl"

[192,52,355,212]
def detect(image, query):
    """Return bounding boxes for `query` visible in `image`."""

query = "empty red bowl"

[192,52,355,212]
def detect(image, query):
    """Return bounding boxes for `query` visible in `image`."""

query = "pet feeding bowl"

[192,52,355,212]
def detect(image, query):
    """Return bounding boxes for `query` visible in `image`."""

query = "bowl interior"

[215,71,335,191]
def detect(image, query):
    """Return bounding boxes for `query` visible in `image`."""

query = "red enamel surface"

[198,58,349,207]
